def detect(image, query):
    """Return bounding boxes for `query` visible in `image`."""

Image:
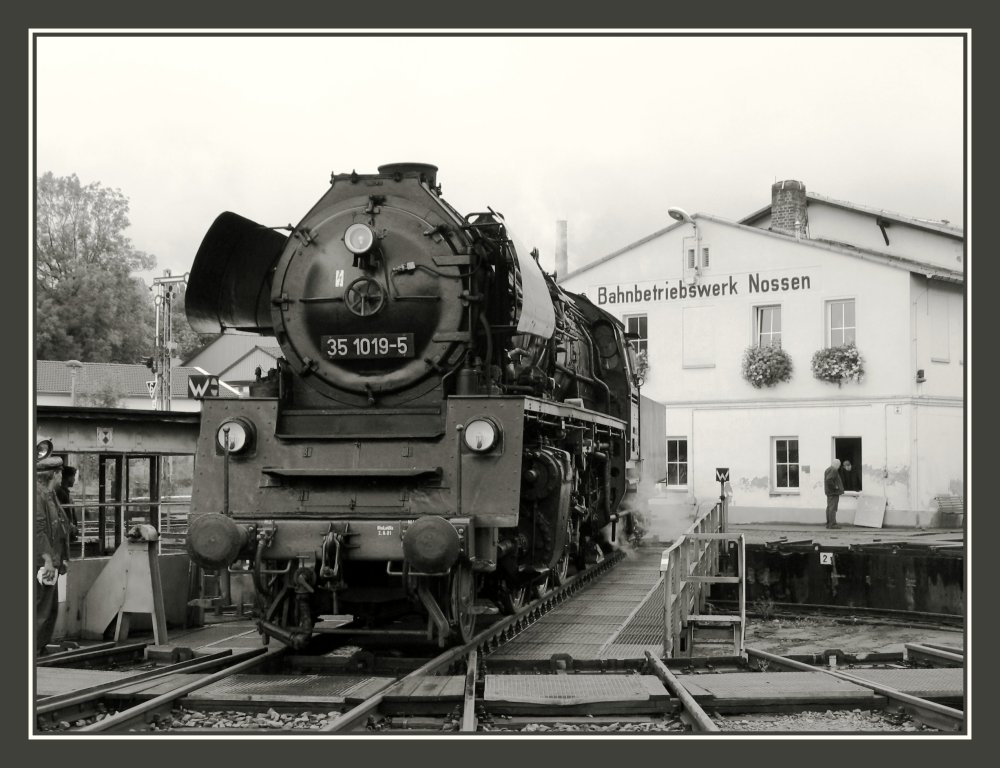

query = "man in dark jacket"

[56,465,79,543]
[35,455,71,655]
[824,459,845,529]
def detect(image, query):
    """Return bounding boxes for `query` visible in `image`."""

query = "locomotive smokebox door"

[268,179,469,405]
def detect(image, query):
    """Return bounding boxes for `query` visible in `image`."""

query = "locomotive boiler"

[185,163,640,647]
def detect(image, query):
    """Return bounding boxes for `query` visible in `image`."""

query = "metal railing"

[657,498,746,658]
[67,498,190,558]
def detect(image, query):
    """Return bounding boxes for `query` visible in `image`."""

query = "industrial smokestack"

[555,220,568,281]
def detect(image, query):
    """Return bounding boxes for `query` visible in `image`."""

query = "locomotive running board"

[262,466,442,478]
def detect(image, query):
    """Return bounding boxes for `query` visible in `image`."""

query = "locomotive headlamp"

[216,418,255,455]
[463,417,501,453]
[36,439,53,461]
[344,223,376,255]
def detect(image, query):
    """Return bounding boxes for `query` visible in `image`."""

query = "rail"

[745,647,965,732]
[321,550,625,732]
[657,498,745,658]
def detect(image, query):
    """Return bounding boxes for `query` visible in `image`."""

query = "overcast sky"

[34,34,966,283]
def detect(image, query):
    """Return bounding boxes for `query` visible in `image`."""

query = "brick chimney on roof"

[771,180,808,238]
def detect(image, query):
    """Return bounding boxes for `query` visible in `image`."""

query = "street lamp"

[667,207,695,226]
[66,360,83,406]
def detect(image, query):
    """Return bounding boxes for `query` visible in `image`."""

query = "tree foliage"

[35,261,156,363]
[35,173,157,362]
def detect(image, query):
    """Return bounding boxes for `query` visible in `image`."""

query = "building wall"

[562,215,963,526]
[37,393,201,412]
[911,276,965,398]
[565,219,918,404]
[664,399,958,526]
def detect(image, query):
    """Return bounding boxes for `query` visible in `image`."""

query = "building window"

[834,437,862,492]
[687,248,696,269]
[773,437,799,491]
[623,314,647,354]
[666,438,688,487]
[701,247,710,269]
[755,305,782,348]
[827,299,856,346]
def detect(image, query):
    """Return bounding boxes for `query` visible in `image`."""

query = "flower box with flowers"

[811,343,865,386]
[741,344,793,388]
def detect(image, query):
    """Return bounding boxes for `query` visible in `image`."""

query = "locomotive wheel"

[551,549,570,587]
[551,519,573,588]
[534,576,552,601]
[500,583,528,615]
[448,563,476,643]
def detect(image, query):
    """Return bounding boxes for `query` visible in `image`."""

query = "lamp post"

[668,207,701,279]
[66,360,83,406]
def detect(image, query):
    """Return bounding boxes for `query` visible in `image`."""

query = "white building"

[560,181,964,528]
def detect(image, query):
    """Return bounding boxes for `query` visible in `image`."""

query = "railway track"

[38,550,626,734]
[35,547,964,735]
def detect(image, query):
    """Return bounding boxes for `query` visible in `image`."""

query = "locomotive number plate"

[322,333,415,359]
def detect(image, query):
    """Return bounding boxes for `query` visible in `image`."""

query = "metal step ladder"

[679,533,746,657]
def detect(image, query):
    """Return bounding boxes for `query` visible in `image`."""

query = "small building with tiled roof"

[36,361,214,411]
[559,180,964,528]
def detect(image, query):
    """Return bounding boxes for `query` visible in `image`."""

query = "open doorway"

[833,437,862,492]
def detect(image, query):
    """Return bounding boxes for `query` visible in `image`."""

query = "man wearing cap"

[35,455,71,655]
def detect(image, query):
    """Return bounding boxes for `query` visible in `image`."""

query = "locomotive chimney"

[771,180,808,238]
[378,162,438,189]
[555,220,568,281]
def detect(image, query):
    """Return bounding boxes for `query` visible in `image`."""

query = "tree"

[35,173,157,362]
[35,261,155,363]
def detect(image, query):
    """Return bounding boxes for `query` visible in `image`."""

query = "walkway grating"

[488,546,666,660]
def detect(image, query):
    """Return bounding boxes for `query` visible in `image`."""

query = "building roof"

[739,190,964,239]
[560,213,963,285]
[183,330,282,372]
[35,360,224,399]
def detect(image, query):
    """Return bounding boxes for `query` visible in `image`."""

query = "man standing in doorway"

[839,459,861,492]
[824,459,845,529]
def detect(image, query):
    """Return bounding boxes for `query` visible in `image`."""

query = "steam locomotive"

[185,163,640,647]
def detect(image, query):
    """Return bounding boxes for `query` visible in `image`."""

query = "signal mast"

[148,270,188,411]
